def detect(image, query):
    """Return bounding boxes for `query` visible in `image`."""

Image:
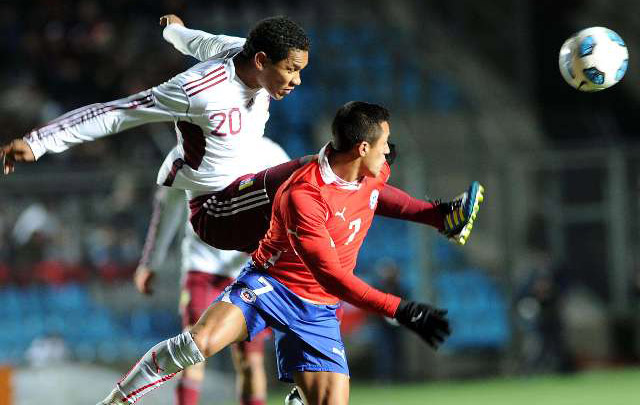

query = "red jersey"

[252,145,401,318]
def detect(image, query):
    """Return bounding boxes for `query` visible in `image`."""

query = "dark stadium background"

[1,1,639,403]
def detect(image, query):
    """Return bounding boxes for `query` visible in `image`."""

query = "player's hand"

[159,14,184,27]
[394,300,451,349]
[1,138,35,175]
[134,266,155,295]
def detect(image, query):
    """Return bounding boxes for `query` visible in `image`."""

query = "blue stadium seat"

[435,269,510,350]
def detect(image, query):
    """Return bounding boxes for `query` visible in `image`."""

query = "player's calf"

[97,331,205,404]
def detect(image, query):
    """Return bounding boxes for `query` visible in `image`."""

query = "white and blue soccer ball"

[559,26,629,92]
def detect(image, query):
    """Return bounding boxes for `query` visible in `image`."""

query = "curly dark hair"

[241,16,310,62]
[331,101,390,152]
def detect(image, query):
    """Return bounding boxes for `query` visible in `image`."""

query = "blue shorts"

[215,262,349,382]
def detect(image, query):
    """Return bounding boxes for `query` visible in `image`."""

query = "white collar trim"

[318,143,361,190]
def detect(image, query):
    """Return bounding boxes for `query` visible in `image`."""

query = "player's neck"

[233,57,260,89]
[328,152,363,183]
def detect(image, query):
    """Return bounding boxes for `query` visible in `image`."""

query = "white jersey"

[139,137,290,277]
[24,24,274,198]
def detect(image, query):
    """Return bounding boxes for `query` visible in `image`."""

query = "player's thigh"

[190,301,248,357]
[293,371,349,405]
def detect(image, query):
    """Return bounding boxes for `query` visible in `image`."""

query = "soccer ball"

[559,26,629,92]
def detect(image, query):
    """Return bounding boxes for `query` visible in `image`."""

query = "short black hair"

[331,101,390,152]
[242,16,310,62]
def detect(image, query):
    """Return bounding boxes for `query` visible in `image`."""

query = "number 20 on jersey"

[209,108,242,136]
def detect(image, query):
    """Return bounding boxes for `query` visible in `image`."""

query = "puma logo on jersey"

[335,207,347,221]
[332,347,346,360]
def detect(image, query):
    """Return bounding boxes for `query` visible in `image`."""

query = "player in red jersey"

[98,101,472,405]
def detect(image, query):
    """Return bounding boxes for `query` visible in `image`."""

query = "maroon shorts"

[189,158,305,253]
[180,270,270,353]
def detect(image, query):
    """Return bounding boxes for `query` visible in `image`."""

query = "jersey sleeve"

[163,24,246,62]
[24,79,190,160]
[139,187,188,269]
[283,183,401,318]
[376,184,444,230]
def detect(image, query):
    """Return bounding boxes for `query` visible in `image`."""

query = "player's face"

[258,49,309,100]
[362,121,391,178]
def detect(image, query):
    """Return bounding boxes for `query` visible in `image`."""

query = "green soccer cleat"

[440,181,485,245]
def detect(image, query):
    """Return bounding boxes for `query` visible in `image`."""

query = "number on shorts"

[253,276,273,295]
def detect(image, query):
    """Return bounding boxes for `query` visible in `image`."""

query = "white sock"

[115,331,205,403]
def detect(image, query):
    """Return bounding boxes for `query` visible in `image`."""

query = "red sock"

[240,397,266,405]
[176,377,201,405]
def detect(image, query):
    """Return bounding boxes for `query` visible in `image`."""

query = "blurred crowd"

[0,176,151,286]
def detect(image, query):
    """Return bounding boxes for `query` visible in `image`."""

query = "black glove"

[394,300,451,349]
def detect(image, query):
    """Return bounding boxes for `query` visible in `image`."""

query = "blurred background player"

[135,137,289,405]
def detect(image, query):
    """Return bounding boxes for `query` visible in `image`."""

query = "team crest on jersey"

[238,178,255,191]
[369,189,380,209]
[239,287,257,303]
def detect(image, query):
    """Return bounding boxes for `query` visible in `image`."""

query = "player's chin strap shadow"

[385,142,397,165]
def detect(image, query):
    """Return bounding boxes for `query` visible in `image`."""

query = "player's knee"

[189,327,216,357]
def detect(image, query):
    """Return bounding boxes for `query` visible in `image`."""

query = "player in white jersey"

[0,15,309,201]
[135,136,290,405]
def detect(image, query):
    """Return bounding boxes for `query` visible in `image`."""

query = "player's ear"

[357,141,369,157]
[254,52,269,70]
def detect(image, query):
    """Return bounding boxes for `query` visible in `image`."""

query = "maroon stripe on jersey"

[183,65,225,87]
[30,96,154,141]
[162,158,185,186]
[177,121,206,170]
[187,76,227,97]
[42,95,152,133]
[32,95,152,137]
[184,71,226,92]
[40,94,152,131]
[33,99,155,141]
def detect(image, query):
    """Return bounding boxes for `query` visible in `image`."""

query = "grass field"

[261,368,640,405]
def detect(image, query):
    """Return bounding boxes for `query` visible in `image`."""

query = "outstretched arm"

[376,183,444,230]
[161,14,245,62]
[1,78,190,173]
[135,187,187,295]
[376,182,485,245]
